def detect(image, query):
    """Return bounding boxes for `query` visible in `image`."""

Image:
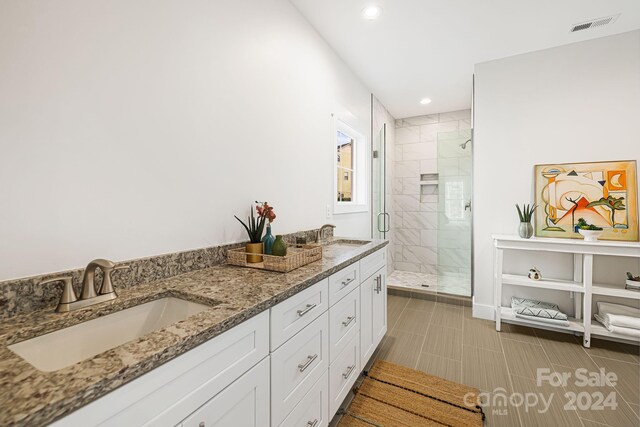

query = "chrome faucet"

[316,224,336,243]
[41,259,129,313]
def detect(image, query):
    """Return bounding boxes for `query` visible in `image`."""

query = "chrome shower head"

[460,139,471,149]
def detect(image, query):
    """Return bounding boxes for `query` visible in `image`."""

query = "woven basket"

[227,244,322,273]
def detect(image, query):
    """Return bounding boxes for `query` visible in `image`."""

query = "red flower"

[256,201,276,223]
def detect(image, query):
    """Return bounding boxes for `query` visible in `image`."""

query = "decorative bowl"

[578,229,604,241]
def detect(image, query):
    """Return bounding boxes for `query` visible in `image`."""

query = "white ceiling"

[290,0,640,119]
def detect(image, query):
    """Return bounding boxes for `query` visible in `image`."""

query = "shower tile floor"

[387,270,471,297]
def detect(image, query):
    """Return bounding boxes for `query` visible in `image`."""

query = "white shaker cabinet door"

[360,267,387,367]
[372,267,387,349]
[359,273,375,367]
[179,357,270,427]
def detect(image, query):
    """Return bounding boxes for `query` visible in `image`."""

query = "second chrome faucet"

[41,259,129,313]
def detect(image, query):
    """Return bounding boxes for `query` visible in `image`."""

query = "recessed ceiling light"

[420,98,432,105]
[362,5,382,20]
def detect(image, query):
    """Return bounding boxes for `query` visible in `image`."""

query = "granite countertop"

[0,238,387,426]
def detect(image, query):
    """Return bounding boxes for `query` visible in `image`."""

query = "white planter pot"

[578,229,603,241]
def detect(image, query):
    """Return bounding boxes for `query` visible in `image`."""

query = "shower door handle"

[465,201,472,212]
[377,212,391,233]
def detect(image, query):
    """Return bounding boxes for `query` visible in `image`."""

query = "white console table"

[493,235,640,347]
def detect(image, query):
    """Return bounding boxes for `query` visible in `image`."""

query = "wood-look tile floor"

[370,294,640,427]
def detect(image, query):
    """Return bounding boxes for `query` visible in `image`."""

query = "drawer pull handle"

[298,354,318,372]
[307,420,319,427]
[342,364,356,379]
[297,303,317,317]
[375,275,382,294]
[341,277,354,287]
[342,316,356,327]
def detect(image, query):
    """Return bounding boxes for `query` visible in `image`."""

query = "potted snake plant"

[516,203,537,239]
[235,202,270,263]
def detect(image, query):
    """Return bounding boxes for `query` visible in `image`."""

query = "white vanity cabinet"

[51,247,387,427]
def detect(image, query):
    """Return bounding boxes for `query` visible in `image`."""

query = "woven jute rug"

[338,360,484,427]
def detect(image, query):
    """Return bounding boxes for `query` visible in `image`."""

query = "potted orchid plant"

[234,202,276,263]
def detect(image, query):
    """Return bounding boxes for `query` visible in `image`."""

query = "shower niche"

[420,173,439,202]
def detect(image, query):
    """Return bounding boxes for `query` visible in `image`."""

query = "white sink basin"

[9,297,211,372]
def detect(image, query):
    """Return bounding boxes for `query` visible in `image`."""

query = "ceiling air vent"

[570,14,620,32]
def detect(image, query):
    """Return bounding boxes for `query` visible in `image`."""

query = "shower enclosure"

[387,113,473,298]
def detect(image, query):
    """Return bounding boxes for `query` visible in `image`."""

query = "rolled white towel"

[595,313,640,338]
[596,302,640,330]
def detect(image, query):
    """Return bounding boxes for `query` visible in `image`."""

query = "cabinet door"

[359,267,387,367]
[179,357,270,427]
[372,267,387,348]
[359,273,375,367]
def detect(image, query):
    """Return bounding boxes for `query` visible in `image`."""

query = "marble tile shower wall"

[392,109,471,274]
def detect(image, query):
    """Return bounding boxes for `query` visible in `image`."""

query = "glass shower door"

[372,124,388,239]
[436,129,472,296]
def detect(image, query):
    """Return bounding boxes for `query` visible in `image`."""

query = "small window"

[334,119,368,214]
[337,131,354,202]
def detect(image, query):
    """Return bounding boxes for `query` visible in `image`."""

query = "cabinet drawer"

[329,332,360,417]
[329,287,359,363]
[271,311,330,426]
[279,371,329,427]
[359,249,386,282]
[179,357,270,427]
[328,264,359,306]
[270,278,329,351]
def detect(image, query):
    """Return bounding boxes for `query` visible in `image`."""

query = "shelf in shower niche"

[420,173,438,186]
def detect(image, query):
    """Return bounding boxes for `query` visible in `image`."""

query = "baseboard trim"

[472,301,494,320]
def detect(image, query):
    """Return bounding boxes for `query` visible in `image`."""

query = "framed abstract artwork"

[534,160,638,241]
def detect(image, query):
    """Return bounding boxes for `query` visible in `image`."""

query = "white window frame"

[333,118,368,215]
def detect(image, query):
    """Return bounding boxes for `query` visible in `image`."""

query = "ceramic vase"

[519,222,533,239]
[245,242,263,263]
[272,235,287,256]
[262,224,275,255]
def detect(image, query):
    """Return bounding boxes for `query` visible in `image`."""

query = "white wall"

[0,0,373,281]
[473,31,640,318]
